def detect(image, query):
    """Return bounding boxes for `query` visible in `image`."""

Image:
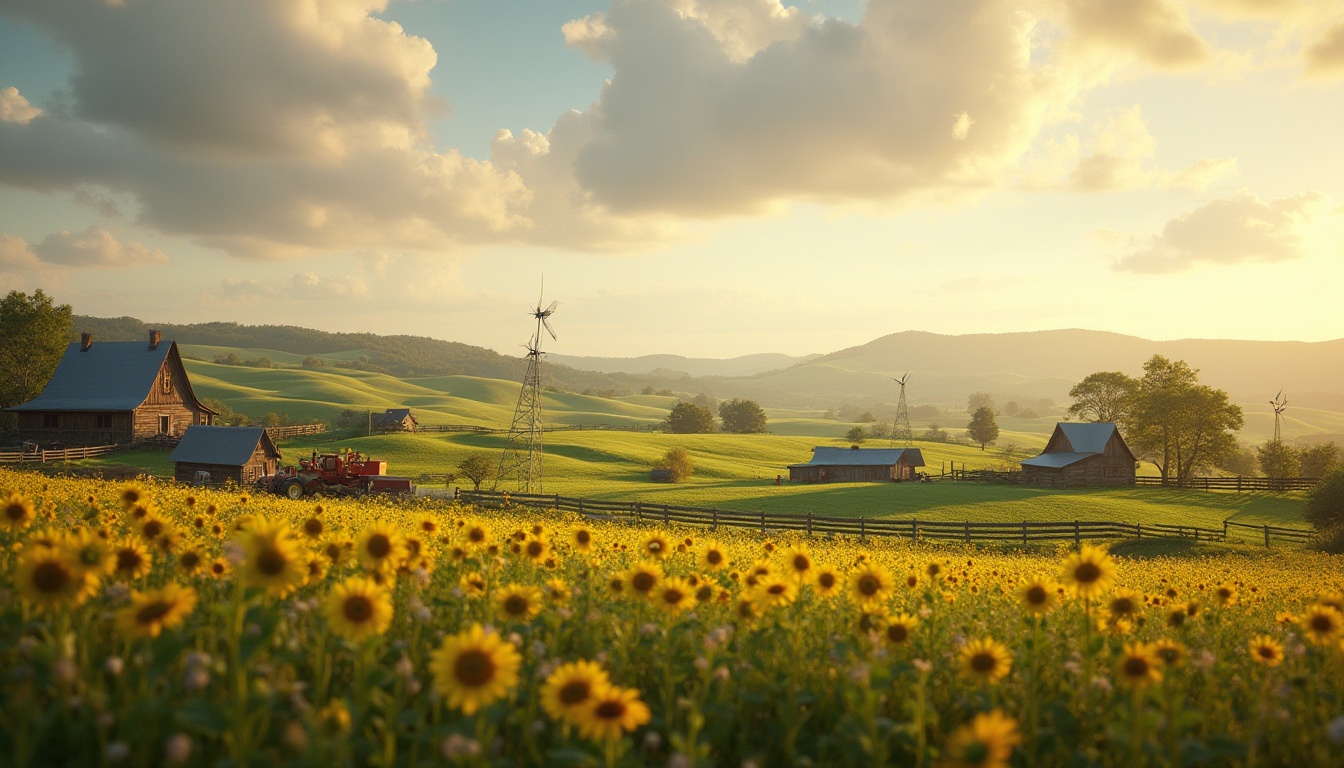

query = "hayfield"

[1,468,1341,768]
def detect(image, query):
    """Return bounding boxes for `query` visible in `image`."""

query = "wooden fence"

[445,490,1315,547]
[0,443,122,464]
[265,424,327,440]
[1135,476,1319,492]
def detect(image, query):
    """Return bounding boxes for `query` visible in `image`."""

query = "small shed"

[169,426,280,486]
[1020,422,1136,487]
[377,408,418,432]
[788,446,926,483]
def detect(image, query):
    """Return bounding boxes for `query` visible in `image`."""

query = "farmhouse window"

[159,415,171,434]
[95,414,113,429]
[43,413,59,428]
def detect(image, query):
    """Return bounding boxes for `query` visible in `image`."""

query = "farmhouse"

[376,408,418,432]
[6,331,217,446]
[169,426,280,486]
[788,446,926,483]
[1020,422,1136,487]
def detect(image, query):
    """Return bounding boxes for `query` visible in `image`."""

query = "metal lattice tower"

[494,286,557,493]
[891,372,912,447]
[1270,388,1288,442]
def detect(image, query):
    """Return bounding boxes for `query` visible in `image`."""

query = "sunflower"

[783,546,814,583]
[959,638,1013,685]
[356,521,408,573]
[570,527,594,553]
[848,562,895,609]
[854,610,888,636]
[625,562,664,600]
[1106,588,1141,620]
[175,548,206,577]
[301,514,325,540]
[1,491,36,533]
[319,536,353,567]
[1300,604,1344,646]
[813,566,843,598]
[1249,635,1284,666]
[941,710,1021,768]
[1151,638,1187,668]
[1213,582,1238,607]
[324,576,394,641]
[1059,545,1116,599]
[495,583,544,623]
[544,577,571,605]
[1115,642,1162,690]
[520,537,550,563]
[416,515,440,537]
[540,660,611,724]
[60,529,116,577]
[654,576,695,615]
[115,583,198,638]
[235,516,308,598]
[118,482,146,510]
[755,576,798,609]
[460,572,487,599]
[575,685,652,742]
[428,623,522,715]
[111,537,153,581]
[1018,574,1060,617]
[641,533,671,560]
[700,541,729,571]
[734,595,762,624]
[15,548,97,612]
[461,521,491,550]
[208,557,231,579]
[137,514,171,543]
[882,613,919,647]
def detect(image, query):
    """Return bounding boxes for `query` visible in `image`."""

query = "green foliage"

[845,426,867,444]
[1066,371,1138,430]
[966,406,999,450]
[301,356,326,368]
[200,398,238,426]
[0,289,74,412]
[655,447,695,482]
[1127,356,1243,483]
[966,391,995,415]
[855,411,875,423]
[1298,442,1340,477]
[718,399,769,434]
[456,453,496,491]
[868,421,892,439]
[923,423,949,443]
[1256,439,1300,478]
[1304,468,1344,530]
[1218,445,1258,477]
[666,402,716,434]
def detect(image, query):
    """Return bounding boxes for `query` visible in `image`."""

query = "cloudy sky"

[1,0,1341,358]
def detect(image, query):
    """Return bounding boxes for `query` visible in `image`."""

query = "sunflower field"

[2,466,1342,768]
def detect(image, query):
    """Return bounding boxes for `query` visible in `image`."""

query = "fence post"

[760,512,766,535]
[663,504,669,524]
[1022,520,1027,544]
[859,517,866,542]
[964,521,970,544]
[555,493,560,509]
[712,510,718,531]
[634,502,641,523]
[1136,523,1141,540]
[1194,528,1199,543]
[1237,476,1242,494]
[1074,521,1080,548]
[578,498,584,516]
[1223,520,1227,541]
[807,512,813,537]
[1264,524,1270,548]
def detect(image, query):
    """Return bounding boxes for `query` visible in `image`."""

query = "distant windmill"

[1270,388,1288,442]
[494,281,558,493]
[891,372,912,447]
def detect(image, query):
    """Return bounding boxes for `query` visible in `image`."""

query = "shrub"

[656,447,694,482]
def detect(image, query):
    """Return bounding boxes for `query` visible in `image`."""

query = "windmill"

[891,372,912,447]
[493,282,558,493]
[1270,388,1288,442]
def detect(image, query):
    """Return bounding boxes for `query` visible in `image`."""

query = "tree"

[967,392,995,415]
[457,453,496,491]
[923,423,949,443]
[856,412,876,423]
[666,402,715,434]
[201,397,237,426]
[1299,443,1341,477]
[656,447,695,482]
[1127,355,1243,483]
[845,426,867,444]
[1067,371,1138,430]
[869,421,892,439]
[0,290,74,420]
[302,356,326,368]
[966,406,999,451]
[718,399,768,434]
[1304,468,1344,552]
[1218,444,1258,477]
[1256,439,1300,479]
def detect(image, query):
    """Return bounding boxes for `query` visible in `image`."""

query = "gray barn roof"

[1055,422,1118,454]
[169,426,278,466]
[788,446,926,469]
[8,340,174,412]
[1020,452,1097,469]
[380,408,414,423]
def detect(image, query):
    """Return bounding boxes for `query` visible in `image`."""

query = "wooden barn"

[376,408,418,432]
[1020,422,1136,487]
[6,331,217,446]
[788,446,926,483]
[169,426,280,486]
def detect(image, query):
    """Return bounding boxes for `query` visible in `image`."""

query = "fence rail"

[265,424,328,440]
[447,490,1313,547]
[0,443,123,464]
[1135,476,1319,492]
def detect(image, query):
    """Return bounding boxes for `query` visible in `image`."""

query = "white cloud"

[1304,21,1344,77]
[1059,0,1210,69]
[0,87,42,125]
[289,271,369,300]
[32,226,168,268]
[0,233,42,269]
[1113,189,1326,273]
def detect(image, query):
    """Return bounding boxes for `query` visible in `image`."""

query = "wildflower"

[317,700,352,734]
[848,562,895,609]
[429,623,522,715]
[1115,642,1162,690]
[118,482,145,510]
[1018,574,1060,616]
[882,613,919,647]
[540,660,611,724]
[324,576,394,641]
[1106,588,1141,620]
[495,583,543,623]
[654,576,695,615]
[959,638,1013,685]
[1059,545,1116,599]
[1213,582,1238,607]
[941,710,1021,768]
[116,583,198,638]
[700,541,729,571]
[521,537,550,563]
[625,562,664,600]
[1300,605,1344,646]
[15,548,97,612]
[544,577,571,605]
[357,521,408,573]
[570,527,593,553]
[111,537,152,581]
[755,576,798,609]
[235,517,307,598]
[1,491,36,532]
[575,685,652,742]
[60,529,116,577]
[783,545,814,582]
[1249,635,1284,666]
[813,565,842,598]
[641,533,671,560]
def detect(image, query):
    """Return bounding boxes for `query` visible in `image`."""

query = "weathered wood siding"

[16,411,135,446]
[173,444,277,486]
[1022,454,1135,488]
[789,459,918,483]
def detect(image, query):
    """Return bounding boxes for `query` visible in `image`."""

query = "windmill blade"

[542,317,557,341]
[544,300,558,315]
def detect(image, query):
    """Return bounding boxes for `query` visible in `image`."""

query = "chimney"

[149,329,161,350]
[81,332,93,351]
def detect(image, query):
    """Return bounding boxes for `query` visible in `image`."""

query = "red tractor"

[257,448,416,499]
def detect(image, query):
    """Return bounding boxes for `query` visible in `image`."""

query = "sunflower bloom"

[1249,635,1284,666]
[941,710,1021,768]
[1,491,36,533]
[429,623,521,715]
[325,576,394,641]
[1151,638,1187,668]
[60,529,116,577]
[235,516,308,598]
[570,527,594,553]
[755,576,798,609]
[575,685,652,742]
[700,541,729,571]
[959,638,1013,685]
[848,562,895,609]
[641,533,671,560]
[625,562,664,601]
[1116,642,1162,690]
[1018,574,1060,617]
[783,546,814,583]
[1300,605,1344,646]
[495,583,543,623]
[813,566,843,598]
[883,613,919,647]
[654,576,695,615]
[116,583,198,638]
[540,660,611,724]
[14,548,97,613]
[357,521,409,573]
[1059,545,1116,600]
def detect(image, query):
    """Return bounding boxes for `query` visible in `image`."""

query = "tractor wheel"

[282,479,306,500]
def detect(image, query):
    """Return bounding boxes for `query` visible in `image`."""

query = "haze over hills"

[547,352,822,378]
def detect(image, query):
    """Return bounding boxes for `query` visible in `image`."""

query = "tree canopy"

[0,290,74,416]
[1127,355,1243,483]
[718,399,768,434]
[666,402,716,434]
[456,454,496,491]
[1067,371,1138,430]
[655,447,695,482]
[1256,439,1300,479]
[966,406,999,451]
